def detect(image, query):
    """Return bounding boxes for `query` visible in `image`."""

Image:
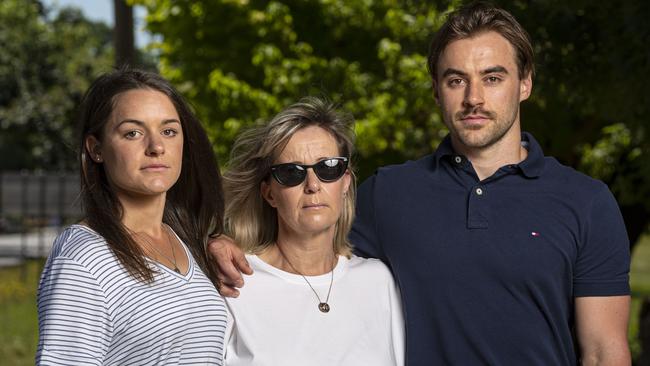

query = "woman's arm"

[36,256,110,365]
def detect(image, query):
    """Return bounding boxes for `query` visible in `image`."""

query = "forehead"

[111,89,178,119]
[276,125,340,162]
[437,31,518,75]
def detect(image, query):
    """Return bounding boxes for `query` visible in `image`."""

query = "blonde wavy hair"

[223,96,356,257]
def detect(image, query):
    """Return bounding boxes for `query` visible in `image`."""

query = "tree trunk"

[114,0,134,68]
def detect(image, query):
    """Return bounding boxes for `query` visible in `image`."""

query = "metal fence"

[0,171,81,265]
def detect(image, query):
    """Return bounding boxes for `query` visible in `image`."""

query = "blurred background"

[0,0,648,364]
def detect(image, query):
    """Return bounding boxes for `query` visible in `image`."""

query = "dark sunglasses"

[270,157,349,187]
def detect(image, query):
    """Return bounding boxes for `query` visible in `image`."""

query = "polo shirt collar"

[433,131,545,178]
[518,132,545,178]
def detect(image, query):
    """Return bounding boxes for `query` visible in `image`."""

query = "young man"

[211,2,630,365]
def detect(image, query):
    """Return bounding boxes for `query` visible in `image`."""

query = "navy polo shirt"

[351,132,630,365]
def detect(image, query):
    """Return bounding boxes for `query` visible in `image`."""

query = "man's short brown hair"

[427,1,535,81]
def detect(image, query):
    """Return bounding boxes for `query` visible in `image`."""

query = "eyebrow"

[280,156,339,165]
[116,118,181,128]
[441,66,509,78]
[482,66,509,75]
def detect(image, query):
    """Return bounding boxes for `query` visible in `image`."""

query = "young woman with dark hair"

[36,69,227,365]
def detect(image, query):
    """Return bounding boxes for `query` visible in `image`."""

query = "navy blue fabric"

[350,132,630,366]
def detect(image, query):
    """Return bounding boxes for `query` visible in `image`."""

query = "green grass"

[630,234,650,360]
[1,236,649,363]
[0,260,42,366]
[632,235,650,294]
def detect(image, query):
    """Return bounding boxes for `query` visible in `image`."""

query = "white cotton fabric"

[224,254,405,366]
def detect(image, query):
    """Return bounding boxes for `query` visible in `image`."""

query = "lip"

[141,164,169,171]
[303,203,328,209]
[460,115,491,127]
[461,115,491,121]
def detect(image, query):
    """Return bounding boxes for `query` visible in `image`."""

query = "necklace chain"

[277,245,335,313]
[137,224,181,274]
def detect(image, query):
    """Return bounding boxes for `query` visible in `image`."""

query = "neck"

[452,124,527,181]
[261,229,337,276]
[118,191,167,237]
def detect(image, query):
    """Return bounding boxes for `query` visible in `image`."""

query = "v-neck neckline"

[71,224,194,281]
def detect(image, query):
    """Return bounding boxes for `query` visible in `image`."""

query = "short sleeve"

[573,185,630,297]
[36,256,111,365]
[350,174,385,260]
[223,301,235,363]
[387,268,405,366]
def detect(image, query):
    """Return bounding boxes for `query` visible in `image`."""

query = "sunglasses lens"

[272,164,306,186]
[314,158,347,181]
[271,158,348,186]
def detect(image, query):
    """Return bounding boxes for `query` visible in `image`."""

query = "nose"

[463,81,484,108]
[303,168,321,193]
[145,134,164,156]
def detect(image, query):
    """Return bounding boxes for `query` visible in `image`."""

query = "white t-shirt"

[36,225,227,365]
[224,254,404,366]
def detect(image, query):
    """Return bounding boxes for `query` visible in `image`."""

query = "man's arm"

[207,235,252,297]
[575,295,631,366]
[573,184,631,365]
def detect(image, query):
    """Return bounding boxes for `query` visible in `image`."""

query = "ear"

[341,169,352,197]
[432,80,440,105]
[260,180,277,208]
[519,72,533,102]
[85,135,103,163]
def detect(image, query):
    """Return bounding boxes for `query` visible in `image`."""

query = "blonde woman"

[221,97,404,365]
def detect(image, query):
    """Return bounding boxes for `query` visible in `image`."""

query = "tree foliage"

[0,0,113,170]
[136,0,649,241]
[136,0,464,178]
[497,0,650,242]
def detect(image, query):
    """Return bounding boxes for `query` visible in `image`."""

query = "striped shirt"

[36,225,227,365]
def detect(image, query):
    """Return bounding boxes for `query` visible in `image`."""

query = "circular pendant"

[318,302,330,313]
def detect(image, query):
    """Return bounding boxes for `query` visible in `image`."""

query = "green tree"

[136,0,462,178]
[0,0,113,170]
[135,0,649,244]
[494,0,650,245]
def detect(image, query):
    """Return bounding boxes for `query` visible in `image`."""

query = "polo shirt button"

[475,187,484,195]
[454,156,462,164]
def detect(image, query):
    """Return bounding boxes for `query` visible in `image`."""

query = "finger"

[217,283,240,298]
[217,259,245,288]
[234,251,253,275]
[207,234,232,257]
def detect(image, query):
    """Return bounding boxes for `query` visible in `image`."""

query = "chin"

[132,185,173,197]
[298,221,337,235]
[147,179,177,191]
[457,129,500,149]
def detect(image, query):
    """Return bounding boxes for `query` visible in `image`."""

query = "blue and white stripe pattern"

[36,225,227,365]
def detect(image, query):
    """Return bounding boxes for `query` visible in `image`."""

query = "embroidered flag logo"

[531,231,540,237]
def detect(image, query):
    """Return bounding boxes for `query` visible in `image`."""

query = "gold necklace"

[277,245,336,313]
[137,224,181,274]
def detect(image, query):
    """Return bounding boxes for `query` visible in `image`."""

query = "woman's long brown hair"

[77,68,224,285]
